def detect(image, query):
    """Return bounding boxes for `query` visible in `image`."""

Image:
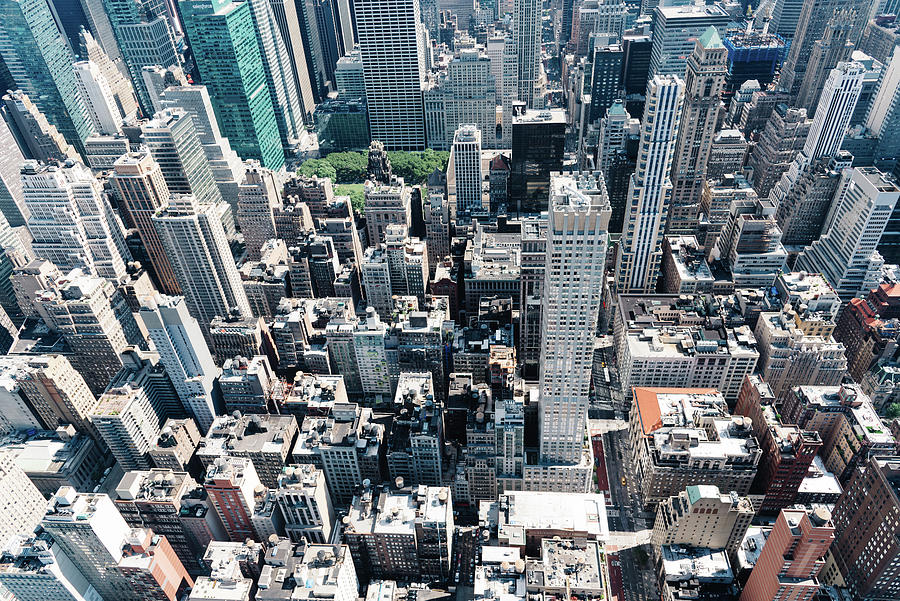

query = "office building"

[72,60,124,137]
[364,177,412,245]
[0,531,103,601]
[778,0,869,98]
[149,418,202,472]
[0,0,94,152]
[116,528,193,601]
[105,0,180,113]
[538,173,610,469]
[266,0,317,120]
[747,104,810,198]
[355,0,427,149]
[41,489,136,600]
[797,167,900,300]
[588,43,624,123]
[649,4,729,79]
[344,484,454,582]
[22,160,130,281]
[830,457,900,601]
[33,271,144,395]
[509,109,566,213]
[237,166,280,261]
[153,194,252,334]
[723,30,787,97]
[867,45,900,172]
[14,354,98,438]
[293,402,384,504]
[735,375,823,513]
[714,198,787,287]
[80,29,137,123]
[661,235,714,294]
[203,457,261,542]
[615,75,684,293]
[1,426,104,497]
[667,28,727,235]
[218,355,280,414]
[651,485,753,552]
[180,0,284,169]
[139,295,219,432]
[110,152,180,295]
[447,126,484,217]
[514,0,542,108]
[274,464,334,543]
[739,507,834,601]
[0,112,27,228]
[0,90,79,164]
[387,373,442,487]
[613,295,759,403]
[0,450,49,545]
[629,387,761,504]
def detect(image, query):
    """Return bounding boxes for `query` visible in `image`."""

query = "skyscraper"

[236,165,280,260]
[649,4,729,79]
[21,160,131,281]
[514,0,542,108]
[246,0,306,153]
[0,0,95,152]
[266,0,317,121]
[796,167,900,300]
[15,354,99,438]
[867,45,900,172]
[139,295,219,433]
[355,0,427,149]
[0,450,50,546]
[667,27,728,235]
[73,60,126,135]
[446,125,483,218]
[180,0,285,169]
[778,0,869,98]
[615,75,684,293]
[152,193,252,334]
[794,10,855,114]
[104,0,180,114]
[1,90,80,163]
[539,172,610,467]
[0,110,27,227]
[79,29,137,123]
[109,152,180,294]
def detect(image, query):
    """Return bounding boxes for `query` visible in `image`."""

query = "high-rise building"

[0,90,79,164]
[447,125,483,218]
[73,60,126,136]
[180,0,285,169]
[0,449,50,545]
[519,215,546,378]
[33,270,144,395]
[266,0,317,121]
[41,489,136,600]
[0,0,95,152]
[509,109,566,213]
[153,194,252,334]
[797,168,899,300]
[139,295,219,432]
[110,152,179,294]
[363,177,412,245]
[830,456,900,601]
[739,507,834,601]
[795,11,856,115]
[778,0,869,99]
[649,4,729,79]
[0,531,103,601]
[22,160,131,281]
[355,0,427,149]
[92,379,166,470]
[80,29,137,124]
[867,45,900,172]
[514,0,542,108]
[0,111,27,227]
[14,354,99,438]
[105,0,180,113]
[615,75,684,293]
[236,166,280,261]
[244,0,306,155]
[274,464,335,544]
[588,43,623,122]
[203,456,261,542]
[667,27,728,235]
[747,104,810,198]
[651,485,754,552]
[538,173,610,470]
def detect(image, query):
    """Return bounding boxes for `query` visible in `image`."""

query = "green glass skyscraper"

[180,0,284,170]
[0,0,95,154]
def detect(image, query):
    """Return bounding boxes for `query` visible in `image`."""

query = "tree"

[298,158,336,180]
[885,402,900,419]
[325,151,368,183]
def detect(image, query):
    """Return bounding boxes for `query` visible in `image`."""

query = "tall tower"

[236,165,280,261]
[514,0,542,108]
[667,27,728,235]
[109,152,180,295]
[446,125,483,218]
[265,0,317,121]
[152,194,252,334]
[796,167,900,300]
[0,108,27,227]
[15,354,98,438]
[180,0,285,169]
[868,45,900,172]
[794,10,855,114]
[139,295,219,432]
[1,90,80,163]
[615,75,684,293]
[245,0,306,153]
[73,60,125,136]
[778,0,868,98]
[79,29,138,124]
[104,0,180,114]
[539,172,611,465]
[0,0,95,152]
[0,450,50,546]
[355,0,427,149]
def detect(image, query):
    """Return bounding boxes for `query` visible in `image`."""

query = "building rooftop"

[526,539,604,594]
[197,413,296,459]
[346,485,452,537]
[798,455,843,496]
[794,385,894,446]
[660,546,733,583]
[480,491,609,542]
[114,468,189,502]
[0,427,93,477]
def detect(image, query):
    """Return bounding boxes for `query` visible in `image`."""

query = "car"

[621,477,627,486]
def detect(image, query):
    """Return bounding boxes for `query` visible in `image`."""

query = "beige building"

[651,484,753,552]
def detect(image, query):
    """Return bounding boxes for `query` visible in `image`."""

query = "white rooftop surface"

[798,455,843,496]
[734,526,769,571]
[475,564,526,601]
[505,491,609,541]
[189,575,253,601]
[661,546,733,582]
[654,417,755,460]
[482,546,522,564]
[365,581,397,601]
